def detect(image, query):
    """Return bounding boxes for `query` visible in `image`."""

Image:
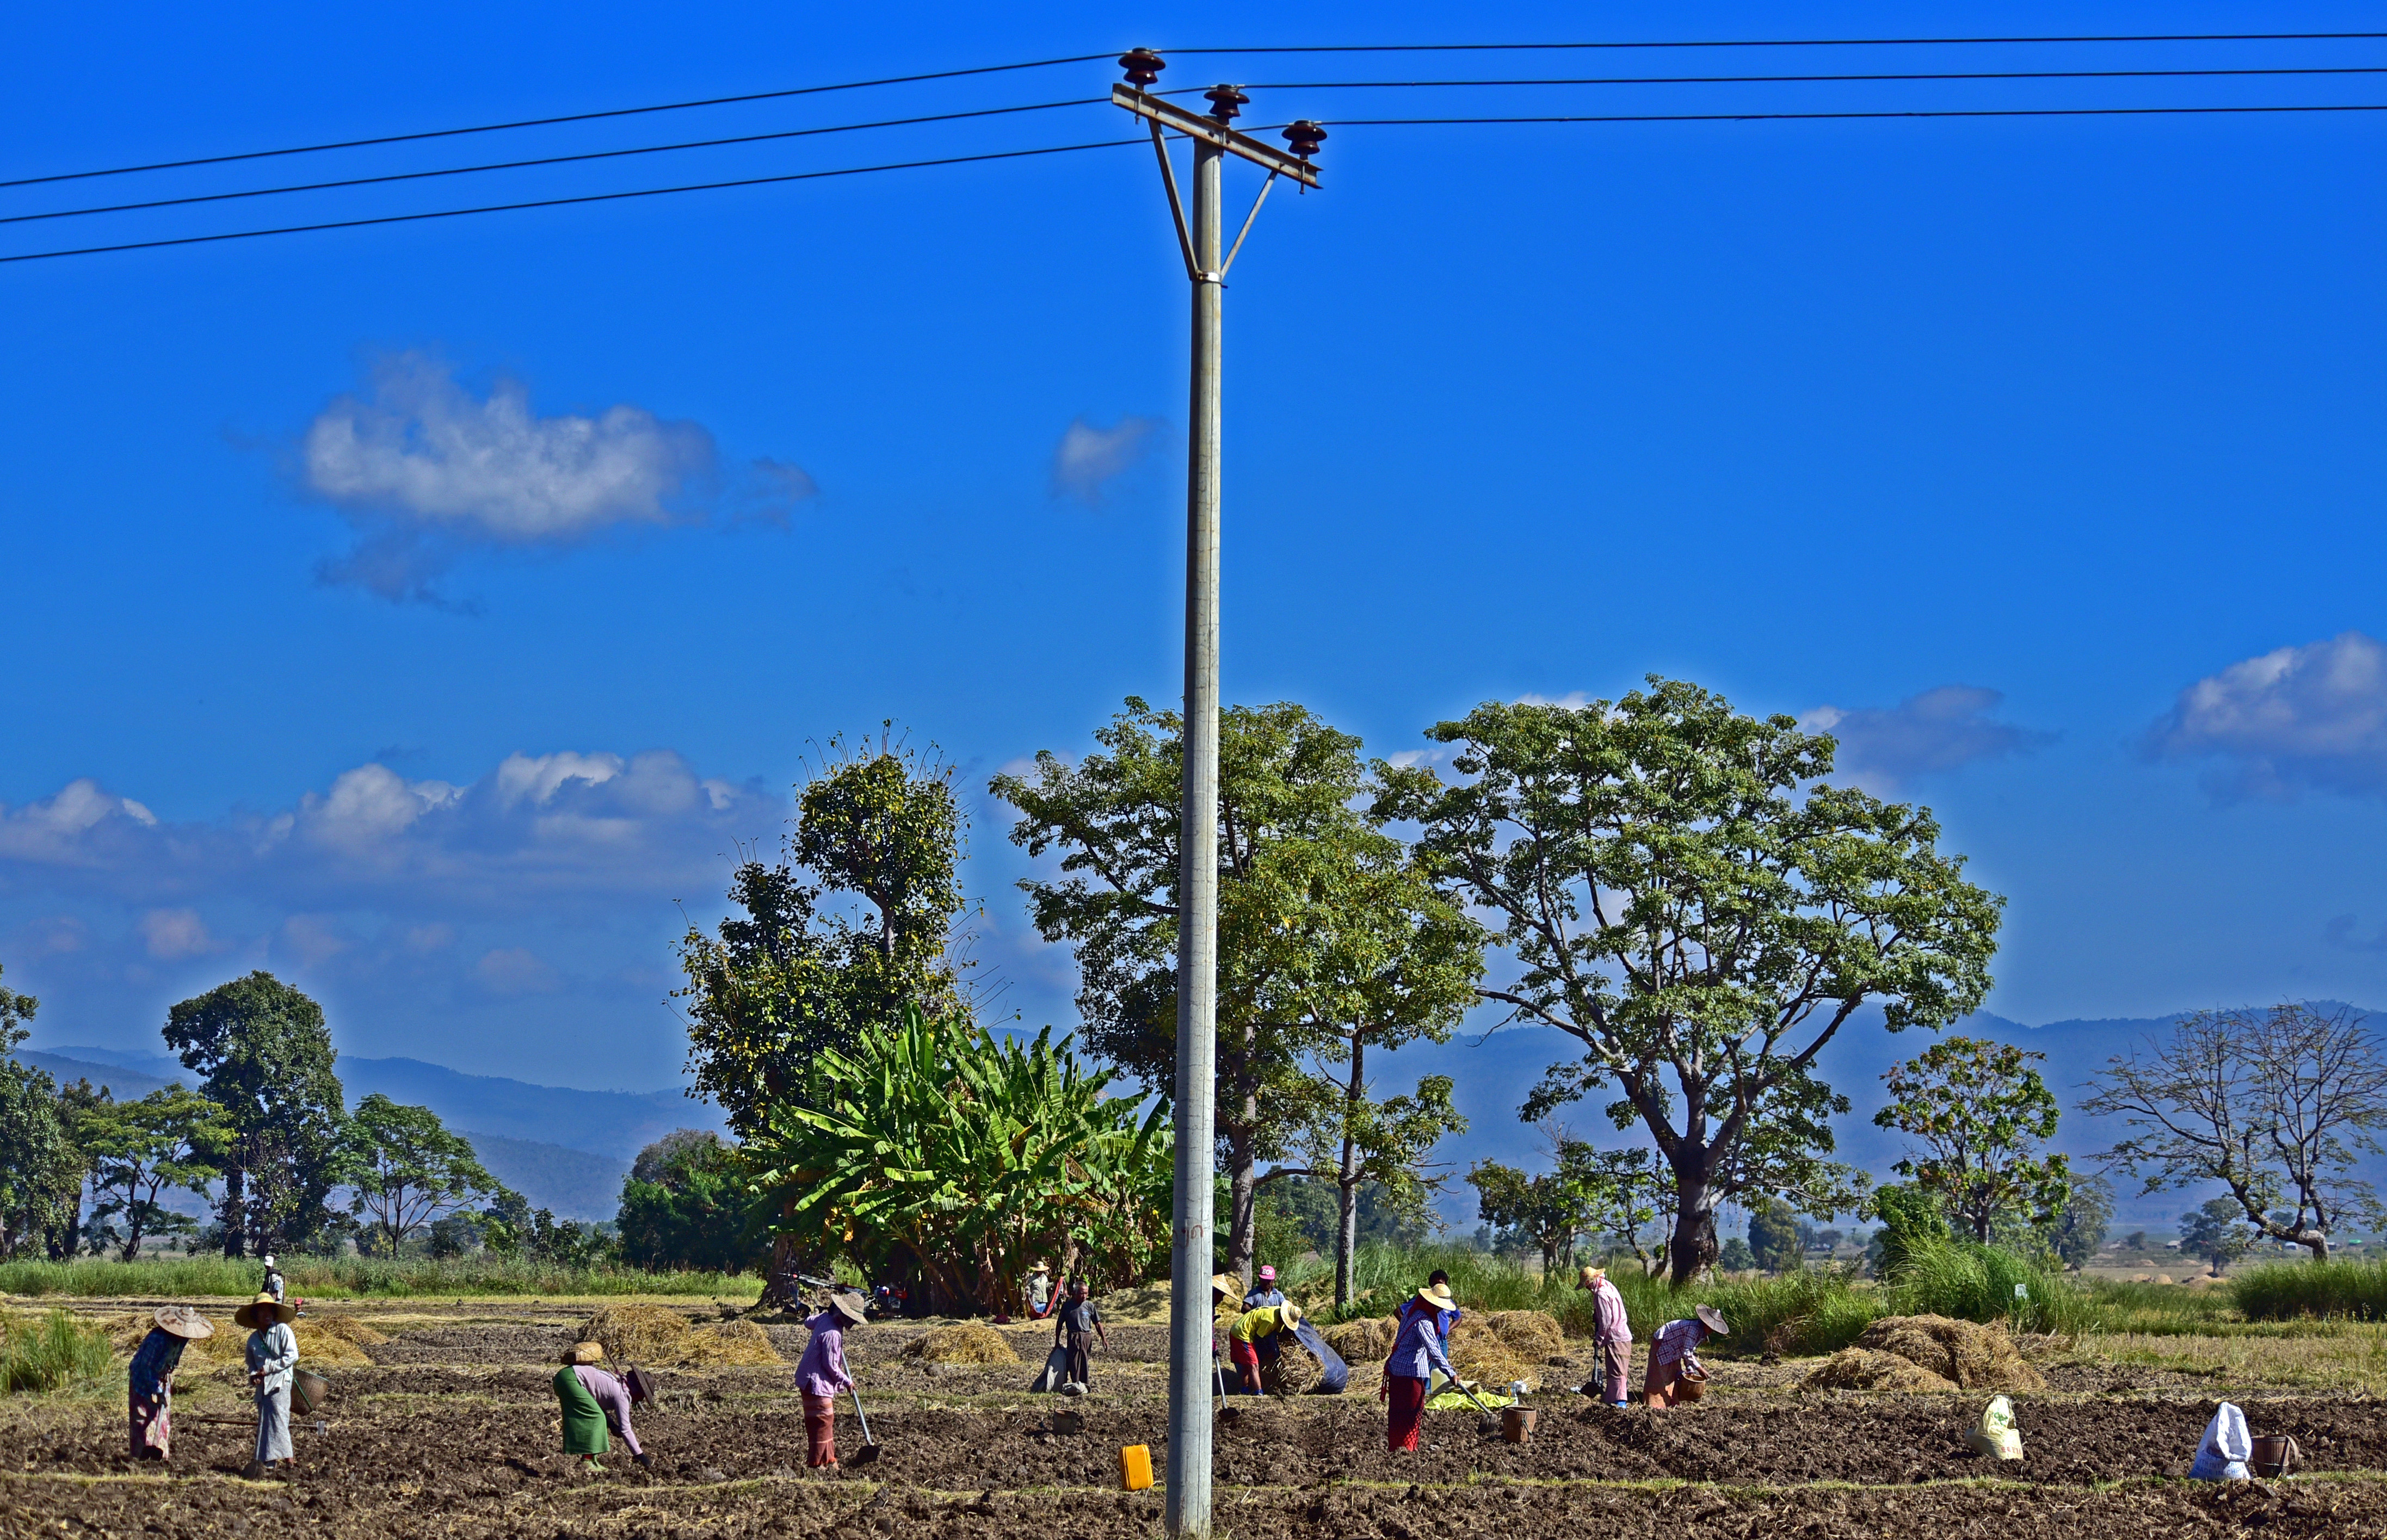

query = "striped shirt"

[1649,1318,1708,1373]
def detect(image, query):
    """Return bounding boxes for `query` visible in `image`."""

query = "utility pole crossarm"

[1111,85,1323,189]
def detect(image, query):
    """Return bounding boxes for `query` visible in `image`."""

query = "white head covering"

[2189,1401,2253,1481]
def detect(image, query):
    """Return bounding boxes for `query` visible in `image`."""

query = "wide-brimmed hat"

[233,1292,295,1329]
[1211,1273,1238,1298]
[828,1292,868,1328]
[260,1254,277,1267]
[1257,1265,1276,1282]
[1413,1283,1454,1309]
[153,1306,214,1340]
[1277,1303,1303,1330]
[1694,1305,1730,1336]
[566,1341,605,1365]
[1032,1261,1051,1273]
[1575,1265,1606,1291]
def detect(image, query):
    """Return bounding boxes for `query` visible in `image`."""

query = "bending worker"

[1226,1300,1302,1395]
[556,1342,649,1470]
[1644,1304,1729,1409]
[127,1306,213,1463]
[236,1290,300,1475]
[795,1291,868,1470]
[1575,1265,1632,1407]
[1380,1284,1457,1452]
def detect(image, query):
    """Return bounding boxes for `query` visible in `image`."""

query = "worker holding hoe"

[126,1306,212,1463]
[1227,1300,1302,1395]
[1379,1284,1458,1453]
[1575,1265,1632,1408]
[236,1290,300,1476]
[1643,1304,1729,1408]
[1053,1278,1110,1393]
[795,1291,868,1471]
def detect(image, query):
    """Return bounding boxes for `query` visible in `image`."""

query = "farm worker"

[127,1306,213,1461]
[561,1342,651,1469]
[1246,1265,1285,1309]
[1643,1305,1728,1409]
[1380,1287,1458,1453]
[236,1291,300,1473]
[553,1345,611,1471]
[1228,1302,1304,1395]
[1575,1266,1632,1408]
[795,1292,867,1470]
[1027,1261,1053,1319]
[260,1254,286,1304]
[1054,1279,1111,1391]
[2190,1402,2254,1480]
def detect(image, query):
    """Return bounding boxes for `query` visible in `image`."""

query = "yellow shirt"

[1229,1307,1289,1344]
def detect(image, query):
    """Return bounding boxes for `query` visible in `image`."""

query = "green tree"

[341,1094,507,1255]
[1382,679,2002,1283]
[1745,1197,1802,1273]
[995,698,1474,1291]
[1469,1155,1592,1275]
[678,736,970,1139]
[616,1130,769,1273]
[1865,1181,1953,1275]
[0,968,82,1261]
[1876,1036,2071,1244]
[2041,1175,2113,1270]
[2179,1195,2255,1274]
[80,1085,228,1261]
[1716,1235,1757,1272]
[163,971,348,1257]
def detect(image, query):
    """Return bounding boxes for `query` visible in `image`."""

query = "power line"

[1316,102,2387,126]
[1169,32,2387,56]
[1215,65,2387,90]
[0,52,1120,191]
[1,97,1107,227]
[0,138,1145,264]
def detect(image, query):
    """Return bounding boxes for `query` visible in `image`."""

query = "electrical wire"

[1314,102,2387,126]
[0,138,1145,264]
[0,97,1107,227]
[1167,32,2387,57]
[1212,65,2387,90]
[0,52,1120,190]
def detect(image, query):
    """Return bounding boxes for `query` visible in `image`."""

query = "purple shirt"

[1650,1318,1708,1373]
[796,1310,852,1397]
[1385,1307,1457,1383]
[573,1365,642,1456]
[1589,1279,1631,1345]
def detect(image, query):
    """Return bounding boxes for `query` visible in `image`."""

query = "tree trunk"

[1665,1165,1720,1286]
[220,1164,246,1258]
[1334,1034,1365,1312]
[1225,1120,1258,1292]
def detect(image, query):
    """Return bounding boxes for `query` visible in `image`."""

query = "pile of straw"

[1800,1347,1958,1393]
[1855,1315,2044,1393]
[900,1324,1020,1365]
[578,1305,783,1368]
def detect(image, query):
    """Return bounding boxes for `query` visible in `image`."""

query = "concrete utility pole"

[1111,50,1323,1540]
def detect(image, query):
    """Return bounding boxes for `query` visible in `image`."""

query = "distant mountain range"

[14,1043,725,1221]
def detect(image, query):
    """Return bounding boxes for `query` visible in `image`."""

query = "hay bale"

[1801,1347,1957,1393]
[1856,1315,2045,1393]
[1322,1316,1397,1362]
[1485,1310,1565,1360]
[900,1323,1020,1365]
[1448,1316,1537,1393]
[578,1304,783,1368]
[684,1319,783,1367]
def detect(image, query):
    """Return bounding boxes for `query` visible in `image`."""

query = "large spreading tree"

[1381,678,2003,1283]
[81,1085,229,1260]
[163,971,348,1257]
[994,697,1481,1290]
[341,1095,508,1255]
[1876,1035,2070,1244]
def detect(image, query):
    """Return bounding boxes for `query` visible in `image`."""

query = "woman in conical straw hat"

[127,1306,213,1461]
[1643,1304,1728,1409]
[236,1292,300,1474]
[1380,1284,1459,1453]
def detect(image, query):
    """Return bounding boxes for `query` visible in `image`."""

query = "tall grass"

[2,1309,114,1394]
[2234,1259,2387,1322]
[0,1253,764,1301]
[1887,1238,2100,1335]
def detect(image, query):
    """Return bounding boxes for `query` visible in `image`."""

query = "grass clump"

[1886,1238,2097,1335]
[2233,1259,2387,1322]
[3,1309,115,1394]
[0,1253,763,1301]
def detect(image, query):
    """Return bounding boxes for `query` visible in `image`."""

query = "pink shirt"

[1589,1279,1631,1345]
[795,1311,852,1397]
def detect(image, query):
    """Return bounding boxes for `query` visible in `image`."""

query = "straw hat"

[1575,1266,1606,1291]
[1210,1273,1237,1298]
[829,1292,868,1328]
[1032,1261,1051,1273]
[566,1341,605,1365]
[232,1292,295,1329]
[152,1306,214,1340]
[1277,1303,1303,1330]
[1694,1305,1730,1336]
[1413,1283,1454,1309]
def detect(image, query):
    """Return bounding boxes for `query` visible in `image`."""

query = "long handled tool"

[1439,1372,1504,1435]
[847,1384,882,1467]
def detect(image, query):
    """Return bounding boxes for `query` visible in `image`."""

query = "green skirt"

[553,1366,609,1456]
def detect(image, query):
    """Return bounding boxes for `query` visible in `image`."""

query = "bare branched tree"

[2081,1004,2387,1261]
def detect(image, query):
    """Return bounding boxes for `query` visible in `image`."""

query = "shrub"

[1889,1237,2096,1334]
[0,1253,761,1300]
[2234,1259,2387,1322]
[2,1309,113,1394]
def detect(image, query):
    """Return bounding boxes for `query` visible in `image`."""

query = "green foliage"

[1887,1235,2097,1334]
[0,1252,746,1298]
[79,1084,228,1260]
[2043,1176,2113,1270]
[2180,1195,2257,1274]
[1716,1236,1756,1271]
[616,1131,770,1273]
[343,1094,508,1255]
[2233,1259,2387,1322]
[1,1308,113,1394]
[1876,1035,2070,1244]
[163,971,347,1255]
[1745,1198,1802,1273]
[679,738,970,1139]
[1865,1182,1954,1275]
[0,984,82,1261]
[1384,678,1999,1281]
[745,1006,1171,1314]
[1469,1138,1666,1274]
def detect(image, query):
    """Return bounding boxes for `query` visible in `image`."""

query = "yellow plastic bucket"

[1120,1444,1154,1491]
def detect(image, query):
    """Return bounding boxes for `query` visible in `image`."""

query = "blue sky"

[6,0,2387,1230]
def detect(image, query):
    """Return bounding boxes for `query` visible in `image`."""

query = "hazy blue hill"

[18,1051,177,1098]
[457,1130,628,1220]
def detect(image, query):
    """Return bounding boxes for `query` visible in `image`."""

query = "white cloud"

[473,946,562,997]
[1802,685,2052,790]
[2145,632,2387,800]
[1516,691,1595,710]
[0,780,158,866]
[277,914,350,967]
[305,353,714,541]
[139,908,215,960]
[1051,415,1162,504]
